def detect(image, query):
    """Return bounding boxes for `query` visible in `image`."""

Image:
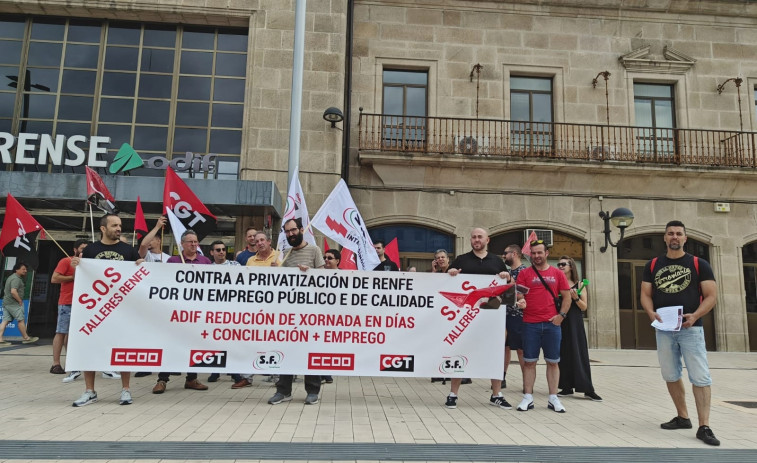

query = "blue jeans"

[656,327,711,387]
[522,321,561,363]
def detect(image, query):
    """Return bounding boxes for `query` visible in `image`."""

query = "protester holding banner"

[49,239,88,375]
[268,218,325,406]
[0,262,39,346]
[153,230,211,394]
[247,232,279,266]
[323,249,341,270]
[444,227,512,410]
[431,249,450,273]
[70,213,142,407]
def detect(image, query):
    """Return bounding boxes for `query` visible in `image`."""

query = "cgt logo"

[253,351,284,370]
[380,355,414,372]
[308,353,355,370]
[111,348,162,367]
[189,350,227,368]
[439,355,468,374]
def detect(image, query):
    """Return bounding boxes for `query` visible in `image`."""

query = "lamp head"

[323,107,344,128]
[609,207,634,229]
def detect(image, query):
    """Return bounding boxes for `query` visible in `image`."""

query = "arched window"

[369,225,454,272]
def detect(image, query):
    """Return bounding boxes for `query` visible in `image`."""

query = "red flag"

[339,247,358,270]
[0,194,45,269]
[323,237,329,251]
[163,167,216,241]
[134,196,148,241]
[521,230,538,257]
[85,166,116,213]
[385,238,399,267]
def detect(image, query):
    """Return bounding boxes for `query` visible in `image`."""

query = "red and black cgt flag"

[85,166,117,213]
[0,194,45,269]
[162,167,216,241]
[134,196,148,241]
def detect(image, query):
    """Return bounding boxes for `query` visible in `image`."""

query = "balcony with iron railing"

[358,112,757,168]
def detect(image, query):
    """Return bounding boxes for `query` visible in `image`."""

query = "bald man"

[445,227,511,410]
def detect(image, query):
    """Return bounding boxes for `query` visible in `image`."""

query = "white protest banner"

[311,180,380,270]
[67,260,510,378]
[277,167,316,253]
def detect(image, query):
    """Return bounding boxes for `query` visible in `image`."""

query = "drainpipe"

[341,0,354,184]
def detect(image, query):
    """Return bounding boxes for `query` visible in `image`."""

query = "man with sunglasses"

[515,240,571,413]
[207,240,252,388]
[502,244,527,390]
[444,227,512,410]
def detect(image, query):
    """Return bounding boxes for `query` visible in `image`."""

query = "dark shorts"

[505,313,523,350]
[522,321,561,363]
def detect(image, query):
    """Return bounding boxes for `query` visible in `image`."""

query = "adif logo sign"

[0,133,216,174]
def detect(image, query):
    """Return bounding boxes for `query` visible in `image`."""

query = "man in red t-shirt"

[50,239,88,375]
[515,241,571,413]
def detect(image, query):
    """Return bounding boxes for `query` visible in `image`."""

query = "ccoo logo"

[189,350,227,368]
[439,355,468,374]
[111,348,162,366]
[253,351,284,370]
[308,353,355,370]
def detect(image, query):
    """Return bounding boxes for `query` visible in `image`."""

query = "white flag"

[277,167,316,252]
[311,180,380,270]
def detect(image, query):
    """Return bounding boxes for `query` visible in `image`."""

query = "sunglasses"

[530,239,545,246]
[557,262,569,267]
[324,256,335,260]
[214,248,226,252]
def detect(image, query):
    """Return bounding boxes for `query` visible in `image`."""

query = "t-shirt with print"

[516,265,570,323]
[82,241,141,261]
[506,264,527,317]
[642,253,714,327]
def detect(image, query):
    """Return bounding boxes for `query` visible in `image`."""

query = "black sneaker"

[557,388,574,397]
[661,416,693,430]
[461,378,472,385]
[490,395,512,410]
[445,395,457,409]
[696,426,720,446]
[584,391,603,402]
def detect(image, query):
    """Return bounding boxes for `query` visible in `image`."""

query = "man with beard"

[445,227,512,410]
[515,240,570,413]
[268,218,325,405]
[640,221,719,446]
[70,213,143,407]
[502,244,527,389]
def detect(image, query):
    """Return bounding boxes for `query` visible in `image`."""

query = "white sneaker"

[72,390,98,407]
[517,396,534,411]
[62,371,81,383]
[119,389,133,405]
[548,396,566,413]
[102,371,121,379]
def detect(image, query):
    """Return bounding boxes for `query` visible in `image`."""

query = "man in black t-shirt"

[372,240,399,271]
[444,227,512,411]
[640,220,719,446]
[71,213,143,408]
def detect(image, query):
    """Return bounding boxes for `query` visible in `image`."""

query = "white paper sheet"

[651,305,683,331]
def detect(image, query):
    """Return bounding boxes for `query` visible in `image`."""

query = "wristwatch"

[559,312,567,318]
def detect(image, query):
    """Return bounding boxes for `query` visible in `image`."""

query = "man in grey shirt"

[268,218,325,406]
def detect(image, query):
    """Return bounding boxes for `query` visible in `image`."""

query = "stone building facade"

[1,0,756,350]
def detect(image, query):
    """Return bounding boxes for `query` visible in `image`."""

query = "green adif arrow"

[109,143,144,174]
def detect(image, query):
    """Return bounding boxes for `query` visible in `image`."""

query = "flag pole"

[160,226,164,262]
[88,203,95,242]
[43,229,70,257]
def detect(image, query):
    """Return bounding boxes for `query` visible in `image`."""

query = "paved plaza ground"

[1,342,755,462]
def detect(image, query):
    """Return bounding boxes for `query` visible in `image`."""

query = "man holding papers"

[640,220,719,446]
